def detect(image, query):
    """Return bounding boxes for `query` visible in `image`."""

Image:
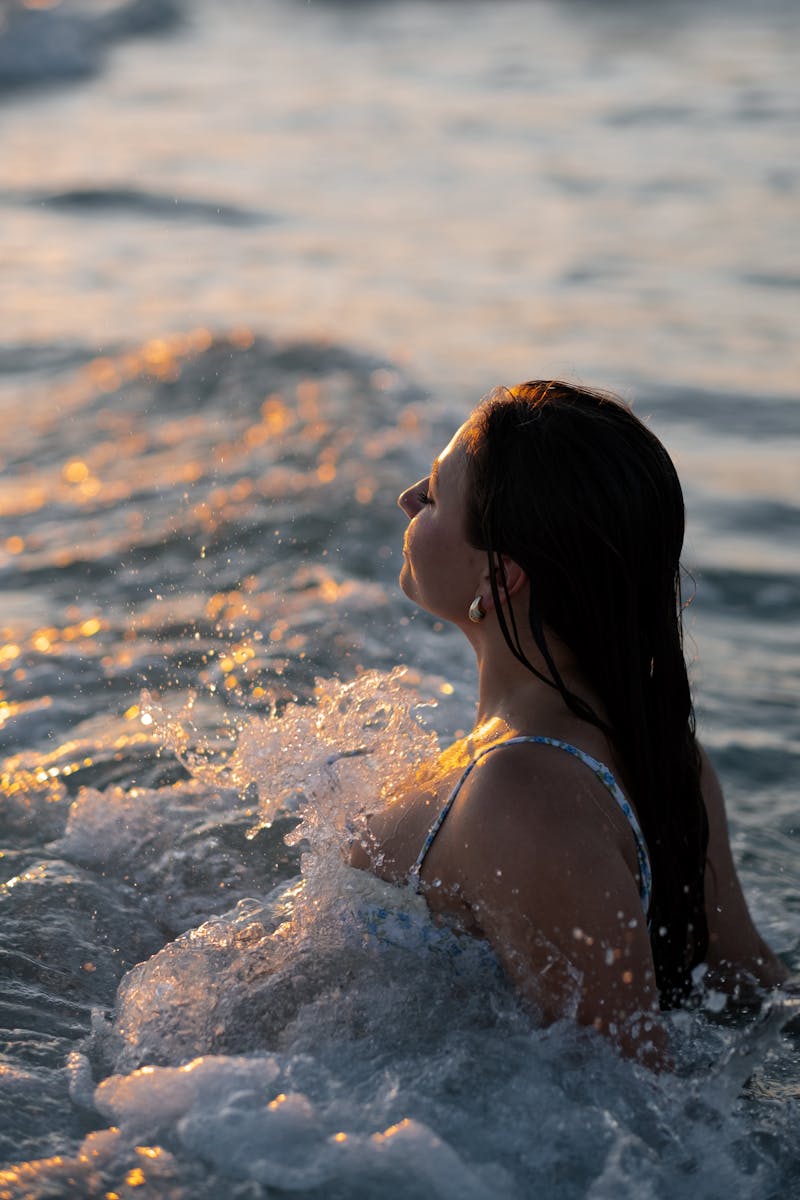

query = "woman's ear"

[479,555,528,611]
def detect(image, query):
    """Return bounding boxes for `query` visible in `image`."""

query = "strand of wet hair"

[487,549,555,690]
[490,546,616,744]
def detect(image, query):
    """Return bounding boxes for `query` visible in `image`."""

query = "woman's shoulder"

[462,733,630,828]
[436,733,636,878]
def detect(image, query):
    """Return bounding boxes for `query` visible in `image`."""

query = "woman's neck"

[471,627,604,735]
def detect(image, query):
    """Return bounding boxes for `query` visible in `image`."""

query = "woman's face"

[397,426,485,623]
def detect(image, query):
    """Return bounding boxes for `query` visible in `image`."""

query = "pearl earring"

[468,596,485,623]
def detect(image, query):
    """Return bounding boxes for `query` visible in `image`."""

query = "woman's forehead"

[432,422,470,474]
[430,427,470,492]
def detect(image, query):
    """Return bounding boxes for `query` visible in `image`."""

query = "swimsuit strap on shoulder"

[408,735,652,917]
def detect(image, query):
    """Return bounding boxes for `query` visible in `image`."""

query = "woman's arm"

[426,743,668,1067]
[700,745,789,992]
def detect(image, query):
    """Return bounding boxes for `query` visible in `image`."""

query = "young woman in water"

[351,381,787,1065]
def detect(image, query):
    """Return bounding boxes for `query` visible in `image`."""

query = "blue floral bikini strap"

[407,735,653,916]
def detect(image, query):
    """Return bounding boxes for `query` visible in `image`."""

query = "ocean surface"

[0,0,798,1196]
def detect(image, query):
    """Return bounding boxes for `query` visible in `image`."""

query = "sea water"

[0,0,798,1196]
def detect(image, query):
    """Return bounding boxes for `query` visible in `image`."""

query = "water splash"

[144,666,440,855]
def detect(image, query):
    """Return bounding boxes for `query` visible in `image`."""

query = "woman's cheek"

[409,521,434,570]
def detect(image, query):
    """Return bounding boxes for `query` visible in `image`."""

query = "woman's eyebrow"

[429,459,441,489]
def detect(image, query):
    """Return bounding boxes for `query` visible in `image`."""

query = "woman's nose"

[398,479,425,518]
[398,486,416,517]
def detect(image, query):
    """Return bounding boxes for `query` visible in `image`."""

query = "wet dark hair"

[463,381,708,1007]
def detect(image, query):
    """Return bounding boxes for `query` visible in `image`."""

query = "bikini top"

[407,735,653,916]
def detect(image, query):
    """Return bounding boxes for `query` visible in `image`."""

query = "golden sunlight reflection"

[16,618,104,653]
[205,590,253,623]
[373,1118,413,1143]
[53,329,221,411]
[262,394,290,434]
[63,460,90,485]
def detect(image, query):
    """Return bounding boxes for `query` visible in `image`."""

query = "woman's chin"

[398,562,415,599]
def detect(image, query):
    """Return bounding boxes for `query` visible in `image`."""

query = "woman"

[351,381,787,1065]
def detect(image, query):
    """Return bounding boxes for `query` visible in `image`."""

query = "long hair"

[462,381,708,1007]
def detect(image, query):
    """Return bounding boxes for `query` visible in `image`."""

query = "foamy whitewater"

[0,0,798,1196]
